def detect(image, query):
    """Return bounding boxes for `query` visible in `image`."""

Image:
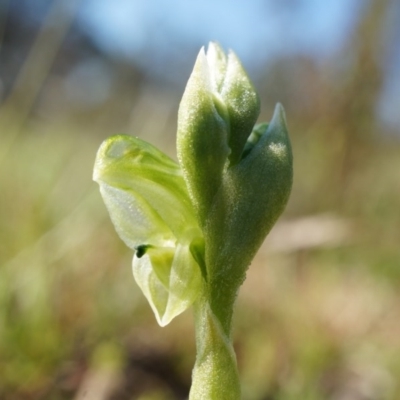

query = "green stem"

[189,295,241,400]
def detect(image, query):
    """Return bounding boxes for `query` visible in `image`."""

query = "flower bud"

[177,43,260,223]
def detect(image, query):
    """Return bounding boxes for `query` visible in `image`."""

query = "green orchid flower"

[93,42,293,399]
[93,135,203,326]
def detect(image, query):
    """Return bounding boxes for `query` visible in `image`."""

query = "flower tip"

[92,135,130,183]
[275,102,285,116]
[270,103,288,133]
[192,46,209,76]
[157,316,171,328]
[92,140,108,183]
[206,41,222,54]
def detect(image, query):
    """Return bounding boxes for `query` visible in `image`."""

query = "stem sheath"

[189,296,241,400]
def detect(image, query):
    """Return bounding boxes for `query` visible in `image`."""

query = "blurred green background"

[1,0,400,399]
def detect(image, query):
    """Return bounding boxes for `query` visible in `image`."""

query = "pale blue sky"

[78,0,366,80]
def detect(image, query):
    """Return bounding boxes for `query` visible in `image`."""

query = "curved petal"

[177,48,230,222]
[94,135,198,242]
[99,183,174,249]
[133,241,202,327]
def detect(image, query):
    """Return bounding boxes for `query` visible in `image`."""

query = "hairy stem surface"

[189,295,240,400]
